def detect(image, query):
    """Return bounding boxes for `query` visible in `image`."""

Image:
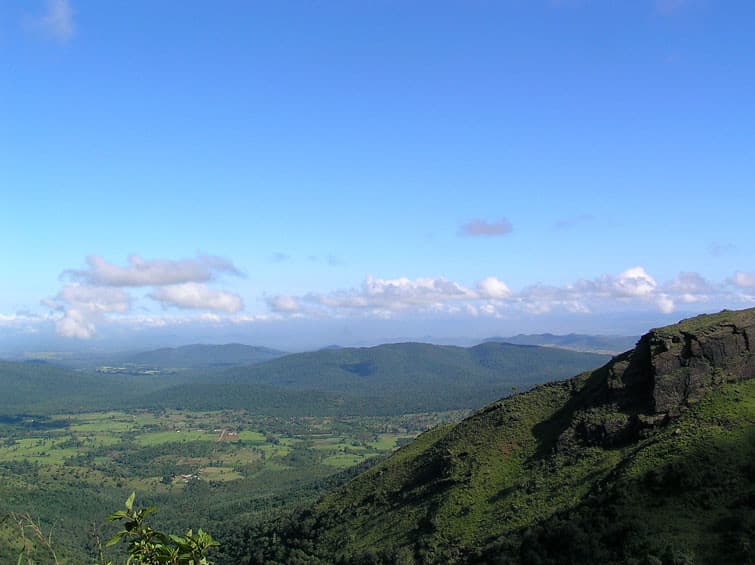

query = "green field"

[0,408,464,564]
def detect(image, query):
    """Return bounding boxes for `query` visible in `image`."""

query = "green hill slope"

[210,342,609,413]
[0,360,350,417]
[245,309,755,564]
[0,342,608,417]
[0,361,169,415]
[124,343,286,368]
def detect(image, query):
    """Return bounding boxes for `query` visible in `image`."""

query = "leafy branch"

[104,492,219,565]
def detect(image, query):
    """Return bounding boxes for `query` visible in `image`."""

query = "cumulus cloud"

[30,0,75,41]
[267,274,503,319]
[596,266,658,298]
[315,275,476,312]
[66,254,241,287]
[477,276,512,299]
[459,218,513,237]
[47,284,130,339]
[662,272,715,305]
[150,283,244,313]
[49,253,244,338]
[265,266,755,321]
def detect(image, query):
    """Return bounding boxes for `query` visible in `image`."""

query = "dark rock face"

[570,309,755,447]
[647,320,754,414]
[610,312,755,416]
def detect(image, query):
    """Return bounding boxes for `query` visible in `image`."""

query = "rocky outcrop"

[625,310,754,415]
[570,308,755,447]
[649,321,754,413]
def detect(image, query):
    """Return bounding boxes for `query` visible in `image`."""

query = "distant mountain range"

[203,341,610,414]
[246,308,755,564]
[484,332,639,354]
[0,342,609,417]
[12,343,287,371]
[122,343,287,368]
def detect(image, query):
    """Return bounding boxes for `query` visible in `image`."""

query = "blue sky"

[1,0,754,350]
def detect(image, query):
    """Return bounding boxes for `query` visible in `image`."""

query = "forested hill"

[123,343,286,368]
[244,309,755,564]
[203,341,610,413]
[0,361,165,415]
[0,342,609,417]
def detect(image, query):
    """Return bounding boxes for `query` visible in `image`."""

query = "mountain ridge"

[484,333,639,354]
[243,308,755,564]
[122,343,287,368]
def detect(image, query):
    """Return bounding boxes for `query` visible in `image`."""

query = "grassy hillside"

[245,309,755,564]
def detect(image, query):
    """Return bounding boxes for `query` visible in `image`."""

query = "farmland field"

[0,408,466,563]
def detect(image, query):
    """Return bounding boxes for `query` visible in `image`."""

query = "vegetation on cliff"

[244,309,755,564]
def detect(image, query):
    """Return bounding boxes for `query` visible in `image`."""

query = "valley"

[0,407,464,563]
[0,340,606,563]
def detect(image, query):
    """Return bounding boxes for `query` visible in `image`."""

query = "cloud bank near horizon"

[47,254,244,338]
[266,267,754,321]
[23,253,755,340]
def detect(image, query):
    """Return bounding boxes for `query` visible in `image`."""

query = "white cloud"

[310,275,477,313]
[67,254,241,287]
[603,266,658,298]
[267,295,301,313]
[150,283,244,313]
[0,313,34,324]
[477,276,512,299]
[656,294,675,314]
[0,312,47,335]
[49,253,245,338]
[730,272,755,289]
[32,0,75,41]
[267,274,509,318]
[265,266,753,321]
[663,272,714,304]
[49,284,131,339]
[459,218,513,237]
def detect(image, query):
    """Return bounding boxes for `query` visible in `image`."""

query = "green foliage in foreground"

[104,492,218,565]
[8,493,219,565]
